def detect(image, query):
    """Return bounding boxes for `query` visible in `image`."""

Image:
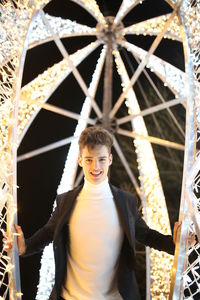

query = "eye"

[99,158,106,162]
[85,158,92,163]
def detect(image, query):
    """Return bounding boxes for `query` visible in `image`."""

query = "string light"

[114,0,144,25]
[121,40,187,98]
[123,14,182,41]
[1,0,200,299]
[172,1,200,298]
[114,49,173,299]
[0,1,51,299]
[71,0,107,27]
[18,41,100,144]
[28,13,97,49]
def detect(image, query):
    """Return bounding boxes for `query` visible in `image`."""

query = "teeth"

[91,172,101,175]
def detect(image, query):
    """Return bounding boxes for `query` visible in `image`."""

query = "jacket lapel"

[54,185,83,241]
[110,184,133,247]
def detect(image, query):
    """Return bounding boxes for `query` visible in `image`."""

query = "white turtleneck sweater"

[61,178,123,300]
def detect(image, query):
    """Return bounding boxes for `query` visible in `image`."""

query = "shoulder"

[110,184,138,205]
[56,185,83,204]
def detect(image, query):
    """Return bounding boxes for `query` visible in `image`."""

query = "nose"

[92,159,99,170]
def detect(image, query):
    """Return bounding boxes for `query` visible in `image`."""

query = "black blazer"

[25,184,175,300]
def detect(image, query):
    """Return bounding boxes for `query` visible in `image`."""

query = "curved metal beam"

[110,5,181,119]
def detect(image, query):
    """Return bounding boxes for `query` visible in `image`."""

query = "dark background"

[17,0,185,299]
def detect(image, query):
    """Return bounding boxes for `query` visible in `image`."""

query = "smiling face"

[78,145,113,184]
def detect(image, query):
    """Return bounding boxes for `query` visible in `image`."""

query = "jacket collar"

[110,184,132,246]
[54,185,83,240]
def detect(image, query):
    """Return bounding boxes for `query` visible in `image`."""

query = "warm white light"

[114,49,173,298]
[1,0,200,299]
[121,40,187,99]
[18,41,100,144]
[123,14,182,41]
[28,13,97,49]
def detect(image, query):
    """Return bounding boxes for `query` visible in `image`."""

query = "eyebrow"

[83,156,107,158]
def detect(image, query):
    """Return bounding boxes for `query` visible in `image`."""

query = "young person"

[5,126,181,300]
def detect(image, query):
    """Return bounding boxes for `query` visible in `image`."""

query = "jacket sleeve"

[24,196,61,256]
[132,197,175,255]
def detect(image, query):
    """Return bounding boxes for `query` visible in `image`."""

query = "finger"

[173,222,182,244]
[174,222,181,235]
[174,221,181,230]
[184,233,196,245]
[14,224,21,232]
[14,224,23,236]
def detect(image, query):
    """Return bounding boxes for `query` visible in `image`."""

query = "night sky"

[16,1,185,299]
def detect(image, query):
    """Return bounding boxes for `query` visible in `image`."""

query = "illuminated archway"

[0,1,199,299]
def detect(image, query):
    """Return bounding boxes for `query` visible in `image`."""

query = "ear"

[78,155,83,167]
[109,153,113,166]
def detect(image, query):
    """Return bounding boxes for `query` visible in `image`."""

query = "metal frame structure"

[0,0,200,299]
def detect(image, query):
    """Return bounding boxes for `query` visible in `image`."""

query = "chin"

[90,176,103,184]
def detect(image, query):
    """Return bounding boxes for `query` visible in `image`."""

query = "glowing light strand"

[28,13,97,49]
[0,0,50,299]
[121,40,187,98]
[170,0,200,298]
[123,13,182,41]
[114,0,143,25]
[18,41,100,145]
[1,0,200,299]
[114,49,173,300]
[71,0,107,27]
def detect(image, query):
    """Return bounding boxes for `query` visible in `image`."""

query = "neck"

[79,177,112,200]
[84,177,109,188]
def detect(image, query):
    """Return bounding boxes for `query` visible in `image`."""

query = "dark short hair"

[78,126,113,154]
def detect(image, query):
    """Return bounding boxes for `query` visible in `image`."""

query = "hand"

[14,224,26,255]
[173,221,197,247]
[185,232,196,248]
[2,224,26,256]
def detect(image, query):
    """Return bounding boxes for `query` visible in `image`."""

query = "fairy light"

[1,0,200,299]
[121,40,187,98]
[114,49,173,299]
[71,0,107,27]
[180,0,200,128]
[0,0,50,299]
[28,13,97,49]
[123,14,182,41]
[0,0,49,64]
[36,47,106,299]
[171,1,200,298]
[18,41,100,144]
[114,0,143,25]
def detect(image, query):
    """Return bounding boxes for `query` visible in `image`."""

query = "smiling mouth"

[90,171,102,177]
